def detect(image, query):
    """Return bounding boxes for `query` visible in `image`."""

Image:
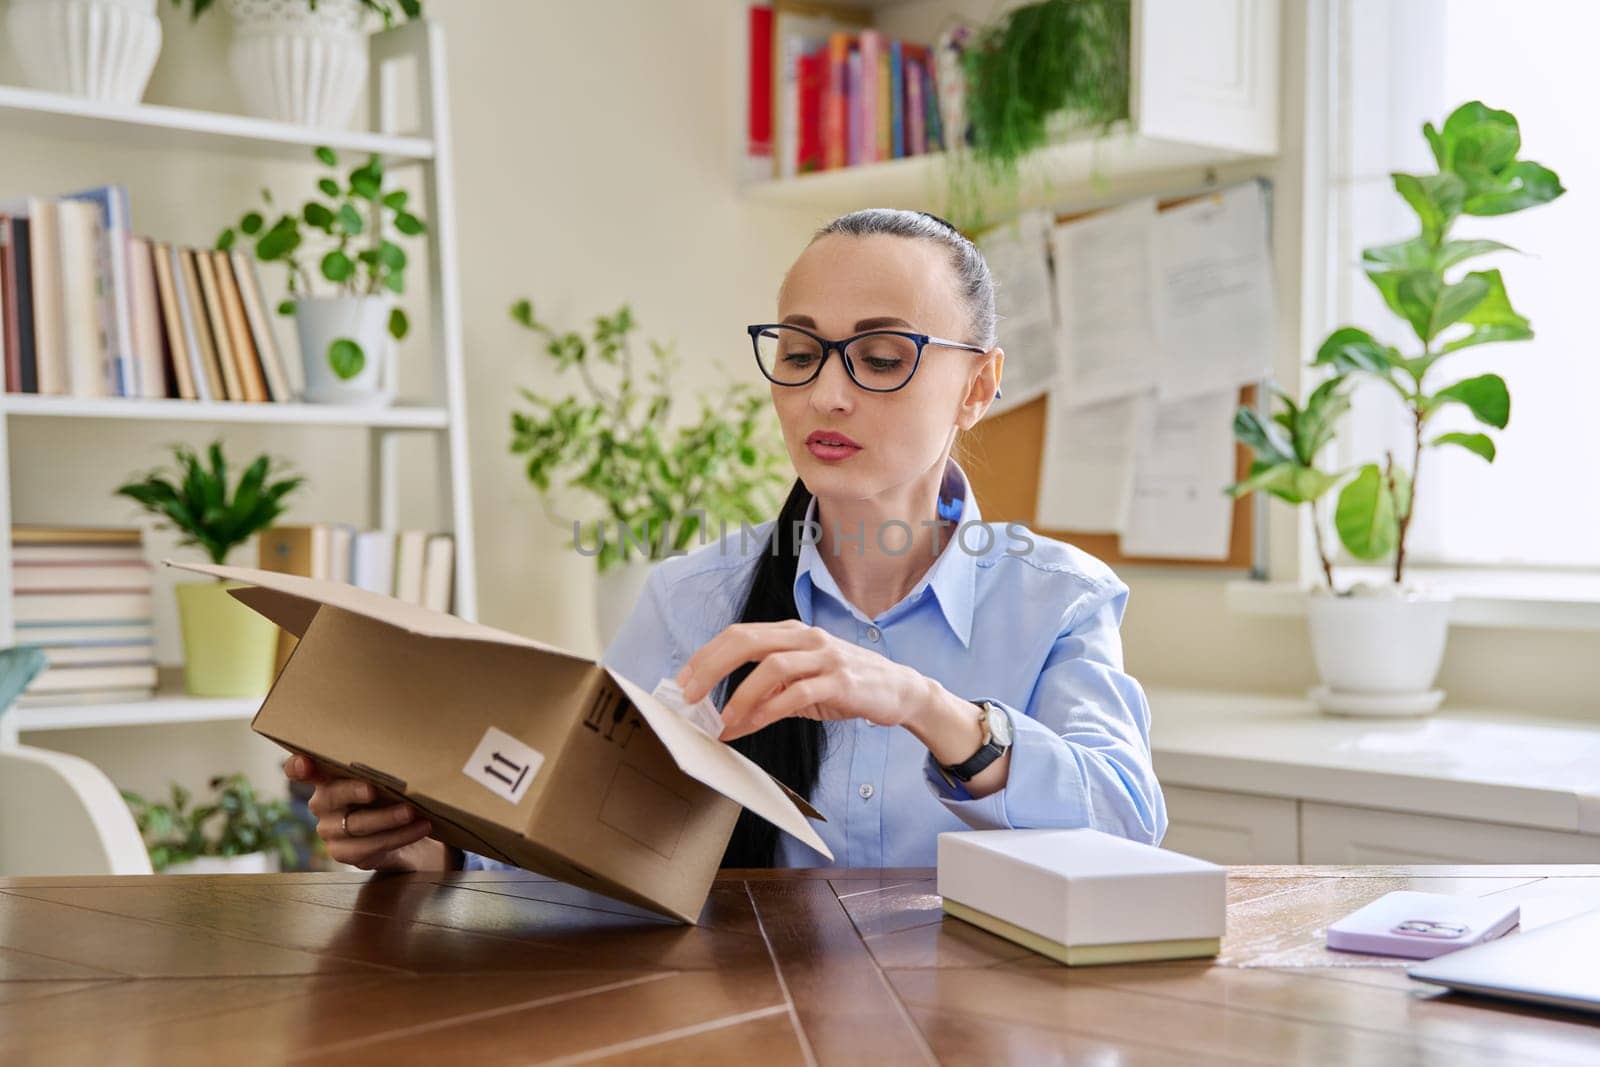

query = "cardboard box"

[937,829,1225,965]
[166,561,832,923]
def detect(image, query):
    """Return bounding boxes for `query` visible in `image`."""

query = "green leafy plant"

[509,301,787,573]
[1230,102,1564,590]
[218,145,426,380]
[172,0,421,26]
[948,0,1131,226]
[121,774,318,872]
[116,442,304,565]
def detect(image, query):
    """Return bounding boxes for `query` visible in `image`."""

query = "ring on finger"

[342,810,356,838]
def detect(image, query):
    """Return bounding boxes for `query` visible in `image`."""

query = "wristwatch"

[939,700,1013,783]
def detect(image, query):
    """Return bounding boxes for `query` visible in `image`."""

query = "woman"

[286,208,1167,871]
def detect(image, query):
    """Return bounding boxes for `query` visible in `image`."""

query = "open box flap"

[165,560,589,663]
[607,668,833,861]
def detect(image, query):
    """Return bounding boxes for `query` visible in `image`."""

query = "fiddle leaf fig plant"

[218,145,426,381]
[1230,101,1564,591]
[508,301,787,573]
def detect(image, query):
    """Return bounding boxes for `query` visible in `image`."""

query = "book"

[232,251,293,402]
[150,241,198,401]
[15,620,155,644]
[778,32,824,180]
[24,662,158,694]
[40,643,155,667]
[127,237,169,398]
[422,533,454,613]
[15,686,154,709]
[877,41,891,162]
[9,215,36,392]
[393,529,428,605]
[328,522,355,584]
[0,214,14,392]
[191,248,244,401]
[924,53,944,151]
[890,40,905,159]
[846,46,863,166]
[14,591,154,624]
[858,30,882,165]
[352,529,395,596]
[796,48,826,174]
[823,32,852,170]
[62,185,137,396]
[906,56,927,156]
[212,250,269,402]
[13,562,154,592]
[13,524,142,545]
[13,542,145,564]
[27,198,67,395]
[258,523,331,671]
[57,200,108,397]
[172,245,223,401]
[748,4,773,173]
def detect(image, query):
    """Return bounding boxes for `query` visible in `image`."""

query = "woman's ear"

[956,347,1004,430]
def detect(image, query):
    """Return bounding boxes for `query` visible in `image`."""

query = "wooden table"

[3,865,1599,1065]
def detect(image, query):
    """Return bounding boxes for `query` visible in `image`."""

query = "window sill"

[1225,568,1600,632]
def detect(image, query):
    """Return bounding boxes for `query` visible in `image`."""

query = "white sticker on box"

[463,726,543,804]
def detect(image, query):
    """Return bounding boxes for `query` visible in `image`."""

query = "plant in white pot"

[1230,101,1564,718]
[509,301,788,650]
[7,0,163,104]
[218,145,425,406]
[171,0,420,128]
[116,441,304,696]
[121,773,318,874]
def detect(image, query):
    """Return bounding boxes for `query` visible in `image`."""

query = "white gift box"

[937,829,1227,965]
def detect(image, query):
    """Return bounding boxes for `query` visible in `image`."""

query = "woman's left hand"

[677,620,933,742]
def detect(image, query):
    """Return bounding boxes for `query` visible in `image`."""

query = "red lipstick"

[805,429,862,462]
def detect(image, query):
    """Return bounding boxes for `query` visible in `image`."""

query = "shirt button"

[865,625,881,642]
[858,783,875,800]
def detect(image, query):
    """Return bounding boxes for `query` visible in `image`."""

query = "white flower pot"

[595,557,656,652]
[1305,584,1453,717]
[6,0,162,104]
[164,850,277,875]
[223,0,367,129]
[293,294,394,406]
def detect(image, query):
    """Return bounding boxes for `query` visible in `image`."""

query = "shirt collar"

[791,458,979,648]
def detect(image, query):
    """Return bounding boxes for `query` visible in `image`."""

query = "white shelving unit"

[0,20,477,742]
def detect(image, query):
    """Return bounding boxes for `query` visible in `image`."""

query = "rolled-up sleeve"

[924,577,1166,845]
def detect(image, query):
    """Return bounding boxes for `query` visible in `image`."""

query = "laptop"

[1408,907,1600,1014]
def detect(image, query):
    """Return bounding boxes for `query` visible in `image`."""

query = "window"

[1332,0,1600,570]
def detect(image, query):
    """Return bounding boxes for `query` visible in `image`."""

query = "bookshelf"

[741,0,1282,217]
[0,21,477,737]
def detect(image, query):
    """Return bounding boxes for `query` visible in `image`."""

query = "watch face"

[985,703,1013,746]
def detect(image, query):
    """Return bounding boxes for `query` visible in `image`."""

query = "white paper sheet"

[1035,392,1153,534]
[1155,181,1276,400]
[1119,390,1240,560]
[1049,198,1163,406]
[977,209,1056,414]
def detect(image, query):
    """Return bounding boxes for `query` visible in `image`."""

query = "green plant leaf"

[1335,463,1398,561]
[1463,160,1565,216]
[315,146,338,167]
[277,299,296,316]
[388,306,408,340]
[317,177,340,198]
[1313,326,1401,376]
[1365,269,1490,346]
[320,250,355,283]
[382,190,409,211]
[1391,171,1465,243]
[377,241,406,271]
[1231,405,1295,466]
[1432,431,1496,461]
[393,212,425,236]
[328,338,365,379]
[336,203,364,236]
[1439,269,1532,353]
[1426,373,1510,428]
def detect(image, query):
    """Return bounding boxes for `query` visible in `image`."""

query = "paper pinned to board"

[977,209,1056,414]
[1049,198,1163,406]
[1035,392,1153,534]
[1118,390,1240,560]
[1154,182,1276,400]
[651,677,724,740]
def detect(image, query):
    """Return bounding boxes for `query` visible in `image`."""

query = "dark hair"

[719,207,998,867]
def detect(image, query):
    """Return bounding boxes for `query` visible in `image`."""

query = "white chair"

[0,744,152,876]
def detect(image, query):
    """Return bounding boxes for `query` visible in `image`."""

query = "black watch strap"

[942,701,1010,782]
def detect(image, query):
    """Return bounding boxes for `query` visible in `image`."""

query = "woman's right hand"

[285,754,456,871]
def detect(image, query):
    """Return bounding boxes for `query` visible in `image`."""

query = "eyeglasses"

[747,323,989,394]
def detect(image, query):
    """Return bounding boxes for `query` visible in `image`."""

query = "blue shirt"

[462,459,1166,871]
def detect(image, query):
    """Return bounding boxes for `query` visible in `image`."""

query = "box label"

[463,726,543,804]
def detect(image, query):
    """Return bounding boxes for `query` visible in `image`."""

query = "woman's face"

[771,233,999,508]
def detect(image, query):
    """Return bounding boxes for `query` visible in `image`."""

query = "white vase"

[1305,583,1453,717]
[595,558,656,652]
[293,294,394,406]
[223,0,367,128]
[164,851,277,875]
[6,0,162,104]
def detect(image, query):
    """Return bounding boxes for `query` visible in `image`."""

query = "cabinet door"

[1133,0,1281,154]
[1301,803,1600,864]
[1161,785,1299,864]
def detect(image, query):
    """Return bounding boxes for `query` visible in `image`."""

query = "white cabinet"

[1300,803,1600,865]
[1161,785,1299,864]
[1134,0,1281,155]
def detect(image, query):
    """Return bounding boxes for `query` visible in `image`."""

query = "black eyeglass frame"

[746,322,990,394]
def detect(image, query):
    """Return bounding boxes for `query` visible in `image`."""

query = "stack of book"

[750,5,970,179]
[0,184,301,403]
[12,525,159,708]
[259,524,455,670]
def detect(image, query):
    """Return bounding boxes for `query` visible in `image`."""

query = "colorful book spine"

[857,30,881,165]
[846,46,863,167]
[906,56,926,156]
[797,47,826,174]
[823,32,851,171]
[890,41,905,159]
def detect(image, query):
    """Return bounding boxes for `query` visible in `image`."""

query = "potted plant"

[170,0,421,129]
[509,301,787,648]
[943,0,1130,227]
[1229,101,1564,717]
[7,0,162,104]
[116,441,304,696]
[218,145,425,406]
[121,774,318,873]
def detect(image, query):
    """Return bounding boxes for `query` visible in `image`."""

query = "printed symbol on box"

[1392,919,1467,939]
[463,726,543,804]
[582,690,640,748]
